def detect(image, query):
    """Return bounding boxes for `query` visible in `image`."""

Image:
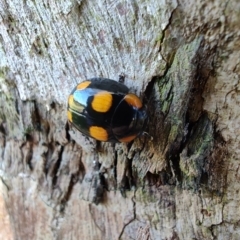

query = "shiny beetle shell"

[67,78,148,143]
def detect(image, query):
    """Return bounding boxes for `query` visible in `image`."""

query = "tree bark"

[0,0,239,239]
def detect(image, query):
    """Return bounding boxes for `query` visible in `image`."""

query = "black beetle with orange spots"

[67,77,148,143]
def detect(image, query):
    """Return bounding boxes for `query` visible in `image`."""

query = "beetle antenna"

[118,73,125,83]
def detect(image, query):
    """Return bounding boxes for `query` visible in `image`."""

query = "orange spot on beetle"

[119,134,137,143]
[89,126,108,141]
[76,81,91,90]
[124,94,142,109]
[91,91,112,112]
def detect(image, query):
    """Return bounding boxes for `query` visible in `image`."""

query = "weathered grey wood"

[0,0,239,239]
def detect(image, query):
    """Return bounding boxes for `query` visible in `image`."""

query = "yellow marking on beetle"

[124,94,142,109]
[119,134,137,143]
[89,126,108,141]
[91,91,112,112]
[67,110,72,122]
[68,94,74,107]
[76,81,91,90]
[68,94,84,113]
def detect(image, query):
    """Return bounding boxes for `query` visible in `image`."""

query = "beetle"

[67,77,148,143]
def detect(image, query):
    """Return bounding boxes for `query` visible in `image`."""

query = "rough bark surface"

[0,0,239,239]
